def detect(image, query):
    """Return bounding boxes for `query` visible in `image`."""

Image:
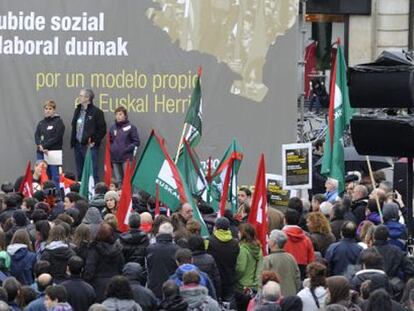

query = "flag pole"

[174,123,188,164]
[365,155,384,223]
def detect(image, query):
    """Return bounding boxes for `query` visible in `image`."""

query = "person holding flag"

[321,40,354,194]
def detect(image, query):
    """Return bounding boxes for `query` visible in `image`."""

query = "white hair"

[158,222,173,235]
[262,281,281,302]
[327,178,339,189]
[269,230,287,249]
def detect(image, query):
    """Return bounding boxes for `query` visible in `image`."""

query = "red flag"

[155,183,160,217]
[116,160,132,232]
[40,163,49,185]
[19,161,33,198]
[104,131,112,187]
[305,41,317,98]
[59,173,76,195]
[248,154,268,255]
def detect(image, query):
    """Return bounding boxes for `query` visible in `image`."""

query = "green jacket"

[235,242,263,291]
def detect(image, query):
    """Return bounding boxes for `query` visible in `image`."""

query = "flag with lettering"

[79,148,95,201]
[211,139,243,216]
[116,161,133,232]
[132,130,209,236]
[321,42,354,193]
[248,154,268,255]
[19,161,33,198]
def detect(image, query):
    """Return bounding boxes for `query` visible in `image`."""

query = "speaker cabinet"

[351,115,414,157]
[349,68,414,108]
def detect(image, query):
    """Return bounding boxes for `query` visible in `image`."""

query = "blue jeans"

[112,162,126,184]
[74,142,99,183]
[36,151,60,192]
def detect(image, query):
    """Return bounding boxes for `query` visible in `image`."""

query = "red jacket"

[282,225,315,265]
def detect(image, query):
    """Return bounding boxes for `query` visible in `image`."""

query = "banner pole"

[174,123,187,164]
[366,155,383,223]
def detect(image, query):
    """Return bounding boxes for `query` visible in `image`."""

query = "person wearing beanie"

[371,224,414,281]
[383,202,407,251]
[207,217,239,304]
[102,191,119,217]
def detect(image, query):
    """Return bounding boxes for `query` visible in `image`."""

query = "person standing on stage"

[34,100,65,189]
[109,106,140,184]
[71,89,106,182]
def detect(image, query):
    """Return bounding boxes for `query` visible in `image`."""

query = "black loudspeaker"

[349,51,414,108]
[394,162,408,206]
[349,68,414,108]
[351,115,414,157]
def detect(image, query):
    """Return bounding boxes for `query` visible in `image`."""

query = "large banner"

[0,0,298,184]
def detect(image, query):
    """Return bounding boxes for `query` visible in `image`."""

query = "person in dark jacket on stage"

[109,106,140,184]
[70,88,106,182]
[83,223,124,302]
[34,100,65,189]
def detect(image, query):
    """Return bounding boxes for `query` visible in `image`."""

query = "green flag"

[321,43,354,193]
[211,139,243,215]
[79,147,95,201]
[176,139,209,202]
[184,69,202,147]
[132,130,209,236]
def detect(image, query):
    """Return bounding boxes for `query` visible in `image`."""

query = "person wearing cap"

[207,217,239,305]
[102,191,119,217]
[35,100,65,190]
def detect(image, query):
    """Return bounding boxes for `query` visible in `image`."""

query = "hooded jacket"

[122,262,157,311]
[207,229,240,295]
[84,241,124,302]
[35,114,65,150]
[40,241,75,282]
[119,228,149,267]
[385,220,407,251]
[236,242,263,291]
[146,233,180,299]
[180,285,221,311]
[282,225,315,266]
[7,243,36,285]
[102,298,142,311]
[169,264,217,300]
[158,295,188,311]
[109,119,140,162]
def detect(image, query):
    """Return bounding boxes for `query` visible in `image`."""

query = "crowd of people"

[0,87,411,311]
[0,166,412,311]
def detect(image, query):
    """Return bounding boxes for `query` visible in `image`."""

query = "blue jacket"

[385,220,407,251]
[109,120,140,162]
[325,238,363,276]
[7,244,36,285]
[169,264,217,300]
[26,294,47,311]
